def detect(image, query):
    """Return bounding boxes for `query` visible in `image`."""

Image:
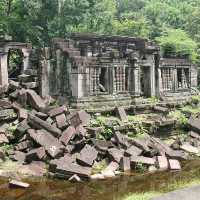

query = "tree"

[156,28,198,61]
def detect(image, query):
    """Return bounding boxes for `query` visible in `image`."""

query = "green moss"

[122,192,160,200]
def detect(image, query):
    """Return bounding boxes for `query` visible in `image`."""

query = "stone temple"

[0,33,198,109]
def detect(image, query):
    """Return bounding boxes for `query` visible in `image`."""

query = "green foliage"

[135,162,148,173]
[123,192,160,200]
[168,110,188,127]
[191,95,200,105]
[156,28,198,61]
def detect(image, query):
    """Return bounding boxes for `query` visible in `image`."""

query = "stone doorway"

[140,66,151,97]
[7,49,24,81]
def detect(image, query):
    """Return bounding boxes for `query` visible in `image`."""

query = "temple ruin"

[0,33,198,109]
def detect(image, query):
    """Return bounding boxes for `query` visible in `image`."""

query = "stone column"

[22,48,31,71]
[129,60,140,96]
[0,52,8,86]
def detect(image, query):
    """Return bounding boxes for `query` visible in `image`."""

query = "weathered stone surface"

[22,82,38,89]
[15,140,32,151]
[69,174,81,182]
[115,107,128,121]
[28,114,61,137]
[20,161,47,177]
[91,173,105,180]
[131,138,150,152]
[188,117,200,134]
[49,154,73,173]
[114,131,129,149]
[131,156,156,165]
[18,74,32,83]
[157,156,168,170]
[70,110,91,127]
[76,125,87,137]
[0,134,9,144]
[16,119,30,137]
[125,145,143,157]
[56,114,67,129]
[11,151,26,163]
[77,145,98,167]
[0,99,12,109]
[153,106,168,113]
[26,147,46,163]
[17,89,27,107]
[18,108,28,121]
[189,131,200,140]
[120,157,131,172]
[108,148,124,163]
[87,127,102,137]
[26,89,46,111]
[101,170,115,178]
[28,129,62,158]
[48,105,68,117]
[59,126,76,146]
[166,150,187,160]
[92,139,113,152]
[168,159,181,170]
[9,180,30,188]
[35,112,48,120]
[9,80,20,90]
[55,162,92,178]
[104,161,119,172]
[180,143,199,154]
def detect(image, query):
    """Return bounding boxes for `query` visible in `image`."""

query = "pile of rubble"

[0,80,198,181]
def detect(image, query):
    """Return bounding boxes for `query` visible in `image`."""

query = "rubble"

[9,180,30,189]
[0,81,199,183]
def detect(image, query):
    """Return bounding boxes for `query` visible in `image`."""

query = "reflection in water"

[0,160,200,200]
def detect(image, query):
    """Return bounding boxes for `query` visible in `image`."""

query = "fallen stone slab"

[189,131,200,140]
[77,144,98,167]
[115,107,128,122]
[48,105,68,118]
[76,125,87,137]
[10,151,26,163]
[14,140,32,151]
[18,161,47,177]
[125,145,143,157]
[87,127,102,137]
[131,156,156,166]
[114,131,130,149]
[131,138,150,152]
[18,108,28,121]
[104,161,119,172]
[26,89,46,111]
[166,150,187,160]
[16,119,30,138]
[180,143,199,154]
[70,110,91,127]
[156,156,168,170]
[59,126,76,146]
[92,139,113,152]
[28,129,62,158]
[17,88,27,107]
[9,180,30,189]
[9,80,20,90]
[168,159,181,170]
[49,154,74,173]
[0,134,9,144]
[188,117,200,134]
[55,162,92,179]
[35,112,48,120]
[26,147,46,163]
[101,169,115,178]
[0,99,12,109]
[108,148,124,163]
[120,157,131,172]
[153,106,168,114]
[28,114,61,137]
[56,114,68,130]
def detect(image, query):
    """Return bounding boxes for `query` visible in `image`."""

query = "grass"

[122,177,200,200]
[122,192,161,200]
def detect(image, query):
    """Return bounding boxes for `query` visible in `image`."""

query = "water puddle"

[0,160,200,200]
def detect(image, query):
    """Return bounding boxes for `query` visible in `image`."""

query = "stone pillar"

[0,52,8,86]
[39,48,51,98]
[22,48,31,71]
[129,60,140,96]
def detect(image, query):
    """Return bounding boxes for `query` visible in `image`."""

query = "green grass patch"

[122,192,160,200]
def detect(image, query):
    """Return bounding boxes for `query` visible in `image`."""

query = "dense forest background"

[1,0,200,62]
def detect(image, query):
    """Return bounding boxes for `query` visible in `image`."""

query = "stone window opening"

[99,67,108,93]
[7,49,23,81]
[177,68,190,89]
[161,68,173,91]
